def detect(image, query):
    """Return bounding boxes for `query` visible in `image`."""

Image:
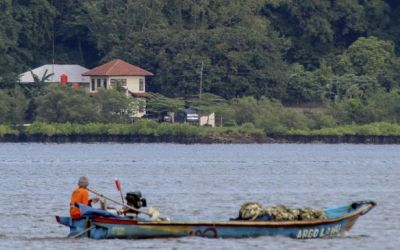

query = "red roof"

[83,59,154,77]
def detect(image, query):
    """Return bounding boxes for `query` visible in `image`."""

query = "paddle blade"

[114,178,121,191]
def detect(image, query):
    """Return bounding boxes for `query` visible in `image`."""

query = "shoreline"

[1,134,400,144]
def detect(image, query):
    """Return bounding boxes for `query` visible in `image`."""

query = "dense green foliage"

[1,84,400,138]
[0,88,29,124]
[35,85,132,123]
[0,124,18,136]
[0,0,55,84]
[2,1,400,101]
[3,121,400,140]
[288,122,400,136]
[2,0,400,136]
[22,120,265,139]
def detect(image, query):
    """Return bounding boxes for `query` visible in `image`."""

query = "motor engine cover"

[125,191,147,209]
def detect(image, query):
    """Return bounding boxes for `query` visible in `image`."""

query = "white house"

[19,64,90,86]
[82,59,154,117]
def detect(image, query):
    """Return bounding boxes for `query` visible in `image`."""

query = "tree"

[332,98,371,124]
[92,89,130,122]
[0,0,20,84]
[364,90,400,123]
[51,0,100,66]
[323,74,378,101]
[231,96,259,125]
[4,0,400,108]
[336,36,400,90]
[73,0,290,100]
[337,37,397,77]
[0,88,29,124]
[0,90,12,123]
[9,87,29,125]
[12,0,55,70]
[0,0,56,85]
[286,64,325,103]
[263,1,391,68]
[36,85,98,123]
[146,93,184,115]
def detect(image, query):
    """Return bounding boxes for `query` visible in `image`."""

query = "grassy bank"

[1,121,400,143]
[287,122,400,136]
[0,120,265,141]
[0,125,19,136]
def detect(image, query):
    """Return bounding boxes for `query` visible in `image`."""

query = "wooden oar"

[114,178,125,207]
[87,188,153,217]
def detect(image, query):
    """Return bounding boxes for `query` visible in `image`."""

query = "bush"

[0,125,19,136]
[25,122,58,136]
[304,111,336,129]
[239,123,265,137]
[131,120,158,136]
[287,122,400,136]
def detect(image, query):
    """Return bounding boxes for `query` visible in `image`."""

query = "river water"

[0,143,398,249]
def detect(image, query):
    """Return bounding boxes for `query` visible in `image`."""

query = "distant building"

[200,112,215,127]
[19,64,90,86]
[176,108,199,125]
[82,59,153,94]
[175,109,215,127]
[83,59,154,118]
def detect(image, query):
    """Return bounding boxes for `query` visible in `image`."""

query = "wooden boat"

[56,200,375,239]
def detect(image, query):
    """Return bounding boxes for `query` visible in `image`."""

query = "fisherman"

[70,176,99,219]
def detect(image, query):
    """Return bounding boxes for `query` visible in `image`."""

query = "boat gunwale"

[93,202,375,228]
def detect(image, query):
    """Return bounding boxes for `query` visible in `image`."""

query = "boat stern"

[55,216,72,227]
[56,216,96,238]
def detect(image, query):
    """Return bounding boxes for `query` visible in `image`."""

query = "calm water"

[0,143,399,249]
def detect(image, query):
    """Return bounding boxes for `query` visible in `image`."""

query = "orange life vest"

[70,187,89,219]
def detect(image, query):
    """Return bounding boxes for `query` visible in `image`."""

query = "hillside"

[1,1,400,134]
[1,1,400,102]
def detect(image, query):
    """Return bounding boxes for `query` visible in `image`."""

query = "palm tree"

[19,69,54,98]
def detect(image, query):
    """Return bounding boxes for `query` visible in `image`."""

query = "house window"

[110,79,127,92]
[111,79,127,86]
[139,79,144,91]
[97,79,101,88]
[103,79,107,89]
[91,79,96,91]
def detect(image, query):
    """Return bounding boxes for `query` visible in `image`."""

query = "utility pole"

[199,61,203,100]
[51,0,55,82]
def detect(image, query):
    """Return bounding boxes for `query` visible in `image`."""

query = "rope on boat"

[70,225,96,239]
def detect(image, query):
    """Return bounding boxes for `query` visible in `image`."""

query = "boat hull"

[92,215,356,239]
[56,200,375,239]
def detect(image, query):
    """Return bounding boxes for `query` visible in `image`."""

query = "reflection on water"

[0,143,399,249]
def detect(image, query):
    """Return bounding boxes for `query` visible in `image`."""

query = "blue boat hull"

[56,200,375,239]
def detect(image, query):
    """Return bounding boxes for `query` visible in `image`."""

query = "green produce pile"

[238,202,327,221]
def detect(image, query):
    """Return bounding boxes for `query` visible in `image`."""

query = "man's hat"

[78,176,89,187]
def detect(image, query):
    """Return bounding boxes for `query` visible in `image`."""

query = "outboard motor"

[125,191,147,210]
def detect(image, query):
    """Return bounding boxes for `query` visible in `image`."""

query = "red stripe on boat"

[94,217,138,225]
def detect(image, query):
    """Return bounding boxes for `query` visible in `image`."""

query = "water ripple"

[0,143,398,249]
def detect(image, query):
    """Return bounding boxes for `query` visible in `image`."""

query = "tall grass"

[4,121,400,139]
[20,120,267,139]
[287,122,400,136]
